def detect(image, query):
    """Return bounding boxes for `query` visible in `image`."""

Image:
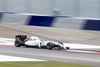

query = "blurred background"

[0,0,100,18]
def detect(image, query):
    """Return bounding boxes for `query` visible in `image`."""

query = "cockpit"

[30,36,40,40]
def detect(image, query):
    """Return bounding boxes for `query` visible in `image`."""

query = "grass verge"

[0,61,93,67]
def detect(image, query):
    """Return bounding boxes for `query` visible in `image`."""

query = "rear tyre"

[15,42,21,47]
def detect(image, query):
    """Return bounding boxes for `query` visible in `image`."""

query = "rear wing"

[15,35,27,41]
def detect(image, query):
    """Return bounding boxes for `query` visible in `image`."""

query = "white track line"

[64,43,100,49]
[1,51,100,63]
[1,38,100,49]
[0,55,46,62]
[66,50,96,54]
[0,38,100,54]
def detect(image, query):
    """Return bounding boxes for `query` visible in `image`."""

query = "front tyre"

[46,42,53,49]
[66,47,70,49]
[52,45,62,50]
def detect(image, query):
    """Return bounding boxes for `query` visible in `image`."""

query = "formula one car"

[14,35,70,50]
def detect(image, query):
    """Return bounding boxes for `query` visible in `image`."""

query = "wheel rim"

[15,42,20,47]
[47,45,50,49]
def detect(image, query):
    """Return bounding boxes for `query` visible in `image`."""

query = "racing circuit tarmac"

[0,46,100,67]
[0,24,100,45]
[0,24,100,67]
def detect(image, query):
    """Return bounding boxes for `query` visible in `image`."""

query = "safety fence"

[0,12,100,31]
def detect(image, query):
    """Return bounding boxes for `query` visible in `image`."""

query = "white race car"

[14,35,70,50]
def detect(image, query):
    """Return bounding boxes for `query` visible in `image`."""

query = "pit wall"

[0,13,100,31]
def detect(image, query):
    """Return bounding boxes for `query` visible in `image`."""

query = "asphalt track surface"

[0,24,100,45]
[0,46,100,67]
[0,24,100,67]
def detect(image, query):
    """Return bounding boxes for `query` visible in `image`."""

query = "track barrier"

[0,13,100,31]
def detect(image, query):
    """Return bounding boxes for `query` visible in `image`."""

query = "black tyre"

[52,45,62,50]
[14,40,22,47]
[46,42,53,49]
[66,47,70,49]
